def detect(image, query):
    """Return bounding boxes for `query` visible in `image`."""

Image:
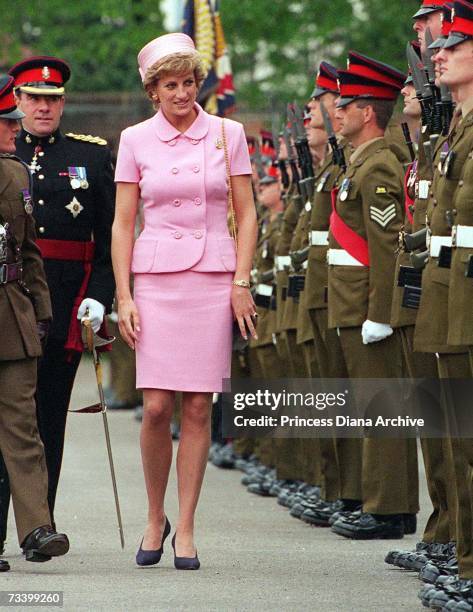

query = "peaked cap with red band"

[311,61,339,99]
[260,130,276,160]
[413,0,447,19]
[337,52,405,108]
[9,56,71,95]
[443,0,473,48]
[260,162,280,185]
[0,75,24,120]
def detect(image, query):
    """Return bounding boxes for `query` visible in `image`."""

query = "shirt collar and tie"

[153,102,210,144]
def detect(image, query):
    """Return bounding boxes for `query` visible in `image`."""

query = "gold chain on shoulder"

[221,118,238,251]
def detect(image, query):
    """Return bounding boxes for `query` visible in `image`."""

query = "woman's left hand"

[231,286,258,340]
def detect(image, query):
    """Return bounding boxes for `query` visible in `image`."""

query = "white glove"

[361,320,393,345]
[77,298,105,333]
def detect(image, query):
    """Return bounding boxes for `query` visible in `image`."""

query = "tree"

[220,0,420,110]
[0,0,165,92]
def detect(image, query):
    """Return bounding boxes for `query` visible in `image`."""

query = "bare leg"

[175,392,212,556]
[140,388,174,549]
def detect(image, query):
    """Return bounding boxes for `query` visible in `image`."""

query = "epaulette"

[66,132,107,145]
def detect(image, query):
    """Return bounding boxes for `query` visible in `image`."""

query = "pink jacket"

[115,104,251,273]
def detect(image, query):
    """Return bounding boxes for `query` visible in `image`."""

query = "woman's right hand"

[118,297,141,350]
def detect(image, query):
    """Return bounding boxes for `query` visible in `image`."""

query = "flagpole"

[161,0,184,31]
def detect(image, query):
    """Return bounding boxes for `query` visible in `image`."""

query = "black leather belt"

[0,262,22,285]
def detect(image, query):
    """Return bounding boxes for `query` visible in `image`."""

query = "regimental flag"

[182,0,235,116]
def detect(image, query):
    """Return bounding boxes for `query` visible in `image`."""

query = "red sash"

[329,187,370,266]
[403,162,416,226]
[37,239,110,355]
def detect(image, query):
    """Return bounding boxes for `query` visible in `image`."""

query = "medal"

[77,166,89,189]
[317,172,330,193]
[339,178,351,202]
[65,196,84,218]
[305,200,312,212]
[21,188,33,214]
[68,166,82,189]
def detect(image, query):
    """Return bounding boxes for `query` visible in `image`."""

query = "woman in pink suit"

[112,33,257,569]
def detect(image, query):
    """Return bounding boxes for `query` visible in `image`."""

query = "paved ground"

[1,357,429,611]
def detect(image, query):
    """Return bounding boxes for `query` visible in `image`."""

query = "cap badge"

[42,66,51,80]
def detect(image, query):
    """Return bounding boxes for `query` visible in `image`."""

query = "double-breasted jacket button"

[193,230,203,239]
[191,139,199,145]
[173,199,181,207]
[171,167,179,174]
[173,231,182,239]
[38,199,45,205]
[38,174,45,180]
[194,197,202,206]
[38,226,45,234]
[193,165,200,173]
[169,140,177,147]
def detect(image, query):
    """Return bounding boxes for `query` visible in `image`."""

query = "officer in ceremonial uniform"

[0,57,115,539]
[0,75,69,570]
[326,53,419,540]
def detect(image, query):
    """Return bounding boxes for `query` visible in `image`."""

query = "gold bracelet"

[232,279,251,288]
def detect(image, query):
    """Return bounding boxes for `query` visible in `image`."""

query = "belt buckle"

[0,264,7,284]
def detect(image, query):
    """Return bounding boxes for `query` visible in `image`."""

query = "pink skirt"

[133,270,233,392]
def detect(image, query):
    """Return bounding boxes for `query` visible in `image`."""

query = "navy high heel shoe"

[136,517,171,566]
[171,533,200,570]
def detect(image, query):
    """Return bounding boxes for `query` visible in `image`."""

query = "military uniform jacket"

[274,185,299,332]
[250,211,282,348]
[0,155,51,361]
[15,129,115,343]
[303,142,348,312]
[414,111,473,353]
[447,109,473,346]
[327,137,404,329]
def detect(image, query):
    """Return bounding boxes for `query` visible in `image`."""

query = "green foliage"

[0,0,165,92]
[0,0,422,106]
[220,0,420,109]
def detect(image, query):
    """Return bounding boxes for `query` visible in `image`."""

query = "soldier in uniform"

[297,64,363,527]
[326,53,419,540]
[416,3,473,608]
[0,57,116,541]
[386,36,456,573]
[0,75,69,570]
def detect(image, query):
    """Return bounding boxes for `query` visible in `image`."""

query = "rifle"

[401,122,416,163]
[253,140,266,180]
[406,43,432,130]
[271,114,290,190]
[290,245,310,269]
[320,100,346,172]
[291,102,315,201]
[286,104,309,204]
[403,227,428,252]
[423,29,443,150]
[283,120,304,206]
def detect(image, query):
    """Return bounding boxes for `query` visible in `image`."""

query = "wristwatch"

[232,279,251,288]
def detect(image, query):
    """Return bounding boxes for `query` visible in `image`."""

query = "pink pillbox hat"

[138,33,197,81]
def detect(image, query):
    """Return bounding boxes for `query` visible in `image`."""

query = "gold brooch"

[215,138,223,149]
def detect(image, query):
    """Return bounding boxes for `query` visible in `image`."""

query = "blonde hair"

[143,52,205,108]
